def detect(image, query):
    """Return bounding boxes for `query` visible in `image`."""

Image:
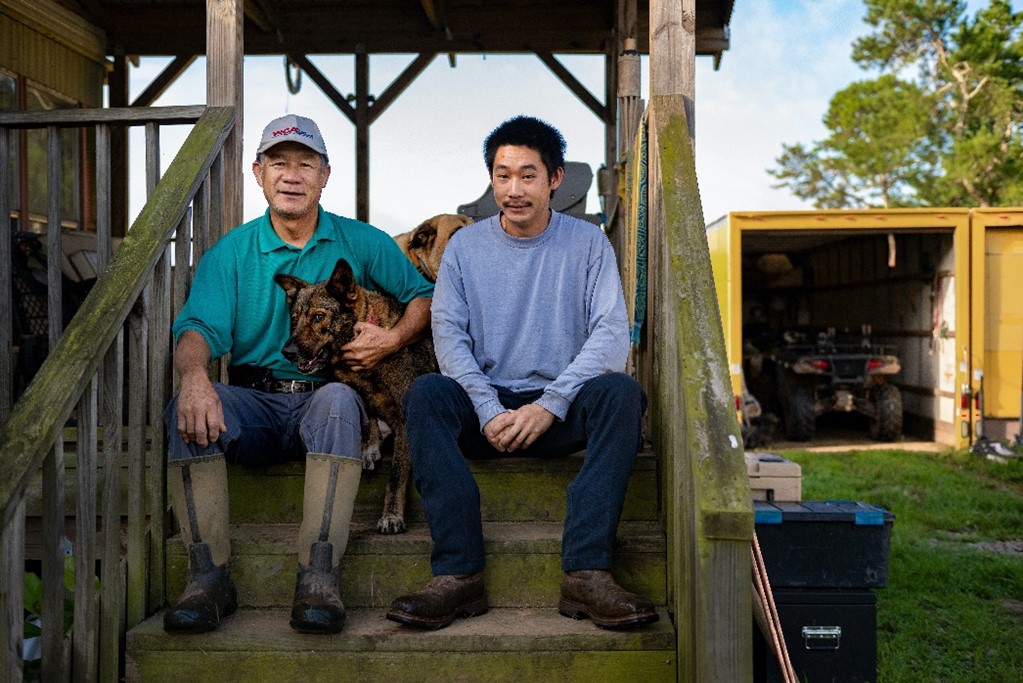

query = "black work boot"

[290,541,346,633]
[163,542,238,633]
[290,454,362,634]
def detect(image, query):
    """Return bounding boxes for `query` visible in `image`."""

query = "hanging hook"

[285,55,302,95]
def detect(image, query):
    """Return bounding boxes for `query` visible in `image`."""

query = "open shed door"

[971,209,1023,443]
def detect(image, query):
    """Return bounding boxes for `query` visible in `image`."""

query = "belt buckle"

[276,380,312,393]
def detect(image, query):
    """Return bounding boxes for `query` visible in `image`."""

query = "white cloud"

[694,0,867,223]
[125,1,877,234]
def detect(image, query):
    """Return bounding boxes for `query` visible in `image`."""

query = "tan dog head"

[394,213,472,282]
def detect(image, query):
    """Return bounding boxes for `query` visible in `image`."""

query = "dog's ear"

[274,273,308,306]
[326,258,359,304]
[408,219,438,250]
[442,213,472,237]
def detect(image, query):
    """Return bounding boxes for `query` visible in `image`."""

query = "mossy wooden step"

[166,521,666,609]
[126,606,677,682]
[226,450,660,526]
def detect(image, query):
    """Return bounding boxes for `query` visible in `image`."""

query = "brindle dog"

[274,258,437,535]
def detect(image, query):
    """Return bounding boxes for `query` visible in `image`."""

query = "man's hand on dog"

[341,322,401,371]
[176,373,226,448]
[484,404,555,452]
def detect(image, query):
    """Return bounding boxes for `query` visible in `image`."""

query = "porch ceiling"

[57,0,734,58]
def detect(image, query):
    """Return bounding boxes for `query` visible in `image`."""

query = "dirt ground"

[756,412,952,453]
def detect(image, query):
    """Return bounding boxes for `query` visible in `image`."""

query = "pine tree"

[770,0,1023,208]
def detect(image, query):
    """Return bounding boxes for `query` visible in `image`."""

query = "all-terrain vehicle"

[775,325,903,442]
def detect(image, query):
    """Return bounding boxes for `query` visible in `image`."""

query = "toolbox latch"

[802,625,842,650]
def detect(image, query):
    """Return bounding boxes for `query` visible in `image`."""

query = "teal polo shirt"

[173,206,434,381]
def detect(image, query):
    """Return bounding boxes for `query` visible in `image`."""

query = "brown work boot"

[386,573,488,630]
[559,569,659,629]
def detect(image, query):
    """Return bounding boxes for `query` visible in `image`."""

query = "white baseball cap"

[256,114,328,156]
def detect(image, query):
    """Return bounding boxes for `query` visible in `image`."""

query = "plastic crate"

[754,500,894,589]
[755,588,877,683]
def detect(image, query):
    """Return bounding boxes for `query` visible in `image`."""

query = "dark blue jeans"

[403,372,646,575]
[164,382,366,465]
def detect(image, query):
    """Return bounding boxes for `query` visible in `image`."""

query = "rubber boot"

[290,454,362,633]
[164,455,238,633]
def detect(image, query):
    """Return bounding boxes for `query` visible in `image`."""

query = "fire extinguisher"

[974,371,985,441]
[961,382,972,441]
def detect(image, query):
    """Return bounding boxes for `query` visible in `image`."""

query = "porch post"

[355,49,370,223]
[648,2,753,682]
[207,0,244,232]
[649,0,695,144]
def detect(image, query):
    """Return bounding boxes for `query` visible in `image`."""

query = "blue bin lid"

[754,500,894,526]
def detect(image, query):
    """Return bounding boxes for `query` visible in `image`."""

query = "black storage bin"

[755,588,877,683]
[754,500,894,589]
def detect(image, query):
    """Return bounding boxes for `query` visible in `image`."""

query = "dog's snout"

[281,340,299,360]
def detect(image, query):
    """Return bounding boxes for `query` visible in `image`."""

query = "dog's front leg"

[361,418,390,470]
[377,423,409,535]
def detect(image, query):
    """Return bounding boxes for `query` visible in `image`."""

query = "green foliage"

[771,0,1023,208]
[780,448,1023,682]
[22,556,78,682]
[22,555,77,634]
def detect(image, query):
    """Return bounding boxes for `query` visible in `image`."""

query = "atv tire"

[869,383,903,442]
[785,385,816,441]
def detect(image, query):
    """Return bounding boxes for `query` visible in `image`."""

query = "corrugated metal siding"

[982,229,1023,418]
[0,0,105,107]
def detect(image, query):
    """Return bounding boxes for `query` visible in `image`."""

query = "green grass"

[779,448,1023,683]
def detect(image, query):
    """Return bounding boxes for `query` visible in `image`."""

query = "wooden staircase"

[125,451,678,681]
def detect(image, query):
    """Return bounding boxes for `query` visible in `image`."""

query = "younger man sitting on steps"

[387,115,657,631]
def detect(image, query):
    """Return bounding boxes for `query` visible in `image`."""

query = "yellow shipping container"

[707,208,975,449]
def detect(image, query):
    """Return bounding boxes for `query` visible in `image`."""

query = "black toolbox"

[755,589,877,683]
[754,500,894,588]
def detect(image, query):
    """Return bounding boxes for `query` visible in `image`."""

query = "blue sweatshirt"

[432,211,630,428]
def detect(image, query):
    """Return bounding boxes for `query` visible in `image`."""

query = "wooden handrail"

[0,105,207,128]
[640,94,754,681]
[0,106,234,523]
[0,105,235,680]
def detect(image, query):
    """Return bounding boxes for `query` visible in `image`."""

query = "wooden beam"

[109,56,130,237]
[207,0,243,232]
[132,55,198,108]
[419,0,443,31]
[535,51,608,122]
[288,55,357,123]
[603,38,617,221]
[649,0,695,142]
[0,505,25,681]
[0,129,10,420]
[355,51,369,222]
[368,53,437,125]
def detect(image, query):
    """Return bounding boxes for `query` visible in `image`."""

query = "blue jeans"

[403,372,646,575]
[164,382,366,465]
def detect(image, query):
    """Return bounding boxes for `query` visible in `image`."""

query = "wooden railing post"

[648,94,753,682]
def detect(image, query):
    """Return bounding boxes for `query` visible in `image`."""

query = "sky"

[121,1,968,236]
